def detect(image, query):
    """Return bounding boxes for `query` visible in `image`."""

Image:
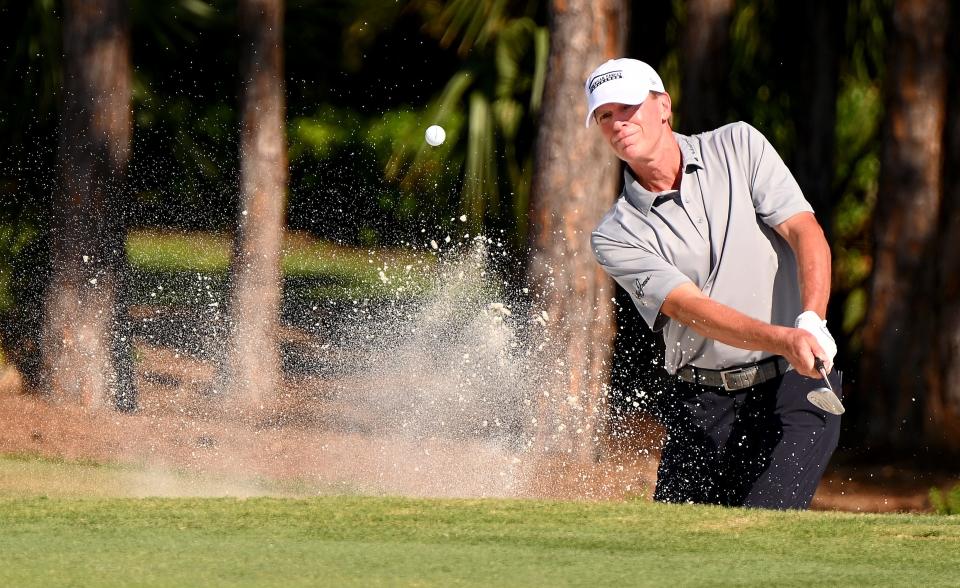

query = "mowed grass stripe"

[1,496,958,587]
[125,229,428,281]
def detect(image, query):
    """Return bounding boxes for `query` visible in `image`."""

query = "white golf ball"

[425,125,446,147]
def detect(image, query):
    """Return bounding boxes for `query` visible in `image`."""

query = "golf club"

[807,357,845,415]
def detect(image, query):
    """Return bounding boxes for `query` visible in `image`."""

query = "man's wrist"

[796,309,824,324]
[794,310,837,362]
[768,324,796,358]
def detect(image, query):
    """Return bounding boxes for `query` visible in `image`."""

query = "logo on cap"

[588,70,623,94]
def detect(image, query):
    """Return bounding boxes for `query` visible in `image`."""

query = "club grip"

[813,357,833,391]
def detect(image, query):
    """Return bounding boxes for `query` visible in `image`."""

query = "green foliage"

[929,484,960,515]
[416,0,511,56]
[722,0,891,345]
[283,1,548,247]
[831,0,890,341]
[338,0,407,72]
[845,0,889,81]
[726,0,793,150]
[290,109,356,160]
[0,0,918,405]
[0,0,61,127]
[374,0,549,244]
[0,224,47,386]
[0,223,40,312]
[372,86,468,211]
[287,100,465,245]
[841,287,868,335]
[127,1,239,229]
[0,2,61,268]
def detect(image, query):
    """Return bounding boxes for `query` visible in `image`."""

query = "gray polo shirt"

[591,122,813,374]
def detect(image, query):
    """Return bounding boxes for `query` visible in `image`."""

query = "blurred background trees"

[2,0,960,457]
[219,0,288,414]
[42,0,133,409]
[862,0,960,454]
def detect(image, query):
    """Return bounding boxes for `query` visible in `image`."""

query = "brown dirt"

[0,349,953,511]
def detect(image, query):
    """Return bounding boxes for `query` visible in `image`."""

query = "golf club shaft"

[814,357,833,391]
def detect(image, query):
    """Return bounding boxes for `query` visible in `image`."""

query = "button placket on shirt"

[680,169,709,242]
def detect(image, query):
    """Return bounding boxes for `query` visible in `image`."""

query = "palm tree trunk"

[42,0,132,409]
[221,0,288,415]
[861,0,950,451]
[527,0,626,462]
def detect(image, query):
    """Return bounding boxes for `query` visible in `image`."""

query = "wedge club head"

[807,358,845,415]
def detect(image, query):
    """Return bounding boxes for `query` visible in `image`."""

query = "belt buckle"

[720,365,759,391]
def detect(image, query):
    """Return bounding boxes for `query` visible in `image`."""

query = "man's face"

[594,93,667,163]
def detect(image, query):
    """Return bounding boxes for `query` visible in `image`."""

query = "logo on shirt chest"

[634,276,651,301]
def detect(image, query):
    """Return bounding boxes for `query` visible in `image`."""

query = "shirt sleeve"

[591,230,691,331]
[739,123,814,227]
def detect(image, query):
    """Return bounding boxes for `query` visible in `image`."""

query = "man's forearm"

[777,213,831,318]
[661,282,824,377]
[795,231,831,318]
[662,283,790,356]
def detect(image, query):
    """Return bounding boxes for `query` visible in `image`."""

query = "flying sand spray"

[33,119,829,499]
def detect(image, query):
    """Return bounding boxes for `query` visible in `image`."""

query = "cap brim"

[584,85,652,128]
[585,108,597,128]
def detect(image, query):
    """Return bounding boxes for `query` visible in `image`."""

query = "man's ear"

[658,93,673,123]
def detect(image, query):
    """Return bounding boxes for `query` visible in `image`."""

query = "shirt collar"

[622,132,704,215]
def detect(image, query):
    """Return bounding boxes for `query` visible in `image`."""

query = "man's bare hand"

[780,328,828,378]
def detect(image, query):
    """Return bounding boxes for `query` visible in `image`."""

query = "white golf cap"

[584,58,665,128]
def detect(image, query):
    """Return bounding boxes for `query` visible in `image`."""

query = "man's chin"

[619,146,647,161]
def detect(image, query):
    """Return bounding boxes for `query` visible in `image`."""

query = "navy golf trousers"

[652,367,842,509]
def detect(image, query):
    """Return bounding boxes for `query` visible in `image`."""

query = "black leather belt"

[677,356,789,391]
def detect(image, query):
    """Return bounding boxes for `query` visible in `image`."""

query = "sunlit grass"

[1,451,959,588]
[0,228,437,314]
[126,229,427,277]
[125,229,434,299]
[0,454,325,499]
[126,230,233,274]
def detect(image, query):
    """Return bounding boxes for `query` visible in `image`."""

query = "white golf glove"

[795,310,837,364]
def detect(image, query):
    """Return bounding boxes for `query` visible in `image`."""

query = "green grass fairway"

[1,458,959,587]
[125,229,432,299]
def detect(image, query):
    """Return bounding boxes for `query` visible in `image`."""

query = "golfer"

[587,58,841,509]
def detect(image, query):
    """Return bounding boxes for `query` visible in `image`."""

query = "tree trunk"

[221,0,287,414]
[861,0,950,452]
[42,0,133,410]
[677,0,733,133]
[527,0,626,462]
[933,3,960,450]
